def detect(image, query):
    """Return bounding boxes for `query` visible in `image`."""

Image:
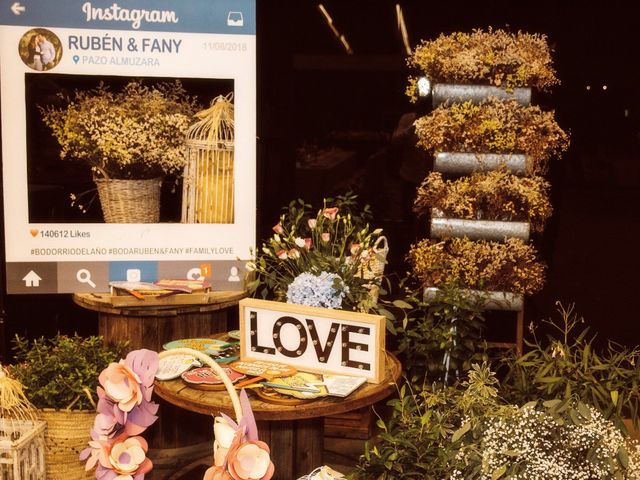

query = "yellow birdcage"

[0,366,46,480]
[182,93,235,224]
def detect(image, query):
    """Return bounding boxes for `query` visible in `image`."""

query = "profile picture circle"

[18,28,63,72]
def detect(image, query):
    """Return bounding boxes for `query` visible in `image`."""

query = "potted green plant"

[408,237,545,309]
[414,97,569,176]
[406,28,559,105]
[414,170,552,239]
[10,333,127,480]
[40,80,198,223]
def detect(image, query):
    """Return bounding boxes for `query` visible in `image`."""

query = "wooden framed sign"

[239,298,386,384]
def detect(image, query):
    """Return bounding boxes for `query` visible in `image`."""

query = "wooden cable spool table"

[73,291,248,478]
[154,351,402,479]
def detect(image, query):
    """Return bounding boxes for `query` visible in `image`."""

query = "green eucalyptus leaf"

[618,445,629,469]
[491,464,508,480]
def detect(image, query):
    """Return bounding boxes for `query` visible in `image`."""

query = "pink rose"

[322,207,339,220]
[303,237,312,249]
[272,223,283,234]
[227,440,275,480]
[321,233,330,243]
[307,218,317,229]
[276,249,288,260]
[99,361,143,413]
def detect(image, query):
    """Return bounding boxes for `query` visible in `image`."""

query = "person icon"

[227,266,240,282]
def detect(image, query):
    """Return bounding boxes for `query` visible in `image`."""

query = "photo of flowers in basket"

[27,74,235,224]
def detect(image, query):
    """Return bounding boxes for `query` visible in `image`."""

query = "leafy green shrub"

[501,302,640,429]
[10,333,127,410]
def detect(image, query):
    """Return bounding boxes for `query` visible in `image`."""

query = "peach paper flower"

[107,436,152,477]
[99,361,143,413]
[204,466,233,480]
[227,440,274,480]
[213,417,238,467]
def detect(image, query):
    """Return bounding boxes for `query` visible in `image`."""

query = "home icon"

[22,270,42,287]
[227,11,243,27]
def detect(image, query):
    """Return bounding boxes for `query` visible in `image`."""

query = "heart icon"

[30,229,39,237]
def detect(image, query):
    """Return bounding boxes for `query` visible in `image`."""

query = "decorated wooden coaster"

[267,372,329,400]
[253,386,315,406]
[156,353,201,381]
[163,338,235,356]
[181,366,246,391]
[229,359,297,388]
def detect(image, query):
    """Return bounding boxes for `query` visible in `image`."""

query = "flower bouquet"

[247,193,386,312]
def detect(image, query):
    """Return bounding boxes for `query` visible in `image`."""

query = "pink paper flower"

[227,440,275,480]
[322,207,339,220]
[307,218,317,229]
[272,223,283,234]
[83,349,160,480]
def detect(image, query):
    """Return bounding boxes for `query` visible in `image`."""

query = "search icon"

[77,269,96,288]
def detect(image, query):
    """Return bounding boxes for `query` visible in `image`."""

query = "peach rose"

[321,233,330,242]
[99,361,143,413]
[227,440,274,480]
[322,207,339,220]
[288,248,301,259]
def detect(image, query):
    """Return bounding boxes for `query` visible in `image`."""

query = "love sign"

[239,298,385,383]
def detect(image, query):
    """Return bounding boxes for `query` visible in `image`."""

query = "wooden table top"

[154,351,402,421]
[73,291,247,316]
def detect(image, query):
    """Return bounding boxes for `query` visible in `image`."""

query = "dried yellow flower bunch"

[414,171,552,232]
[407,28,558,100]
[413,97,569,174]
[41,80,199,180]
[408,237,546,294]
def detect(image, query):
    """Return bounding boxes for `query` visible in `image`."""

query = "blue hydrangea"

[286,271,349,309]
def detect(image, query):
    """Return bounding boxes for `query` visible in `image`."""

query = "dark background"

[2,0,639,354]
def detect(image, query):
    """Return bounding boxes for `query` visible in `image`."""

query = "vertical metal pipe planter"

[434,152,529,175]
[432,84,531,107]
[423,287,524,311]
[430,217,530,241]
